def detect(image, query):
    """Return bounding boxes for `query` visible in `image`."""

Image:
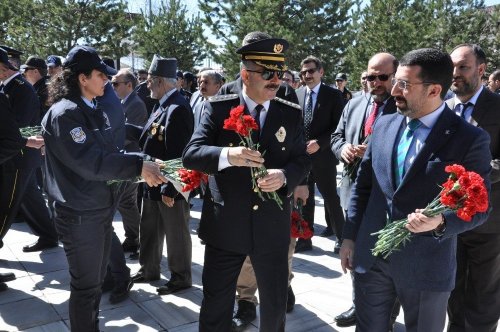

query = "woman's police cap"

[0,48,18,71]
[64,46,117,76]
[236,38,289,71]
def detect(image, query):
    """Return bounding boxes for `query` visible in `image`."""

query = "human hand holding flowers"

[227,146,264,168]
[406,209,443,233]
[257,169,285,192]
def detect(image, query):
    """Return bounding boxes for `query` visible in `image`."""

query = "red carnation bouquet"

[371,164,488,258]
[108,157,208,202]
[291,199,313,239]
[223,105,283,209]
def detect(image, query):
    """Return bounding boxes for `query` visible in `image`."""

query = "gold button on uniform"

[253,205,259,210]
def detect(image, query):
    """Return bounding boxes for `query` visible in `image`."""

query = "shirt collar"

[242,91,270,112]
[1,72,20,86]
[81,96,95,109]
[307,82,321,95]
[453,85,483,106]
[411,102,446,129]
[159,88,176,107]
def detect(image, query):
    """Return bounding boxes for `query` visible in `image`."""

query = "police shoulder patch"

[70,127,86,144]
[208,94,239,102]
[274,97,302,110]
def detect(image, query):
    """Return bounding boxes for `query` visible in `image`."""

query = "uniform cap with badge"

[46,55,62,68]
[148,54,177,79]
[236,37,289,72]
[63,45,117,76]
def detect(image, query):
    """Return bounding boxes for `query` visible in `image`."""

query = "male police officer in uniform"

[183,35,311,332]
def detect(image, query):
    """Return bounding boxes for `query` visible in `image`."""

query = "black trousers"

[447,231,500,332]
[117,181,140,244]
[302,168,345,237]
[0,167,56,247]
[199,244,289,332]
[55,207,113,332]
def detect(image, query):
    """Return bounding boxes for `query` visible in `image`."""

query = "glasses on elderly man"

[391,77,435,90]
[245,69,284,80]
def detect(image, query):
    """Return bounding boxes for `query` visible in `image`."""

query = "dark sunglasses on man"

[246,69,284,80]
[300,68,318,76]
[365,74,392,82]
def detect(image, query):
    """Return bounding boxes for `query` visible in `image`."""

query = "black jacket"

[0,93,24,164]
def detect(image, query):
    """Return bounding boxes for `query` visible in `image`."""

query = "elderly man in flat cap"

[183,33,311,332]
[131,55,195,296]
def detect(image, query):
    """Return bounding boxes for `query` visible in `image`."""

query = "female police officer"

[42,45,166,332]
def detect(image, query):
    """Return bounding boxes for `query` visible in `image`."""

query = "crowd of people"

[0,31,499,332]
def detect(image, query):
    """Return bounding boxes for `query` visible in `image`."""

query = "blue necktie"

[304,90,314,140]
[395,119,422,186]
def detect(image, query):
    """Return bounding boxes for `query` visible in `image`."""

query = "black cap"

[176,70,184,78]
[335,73,347,81]
[21,56,46,71]
[236,37,289,71]
[148,54,177,79]
[0,47,17,70]
[183,71,195,82]
[64,46,117,75]
[47,55,62,67]
[0,45,23,58]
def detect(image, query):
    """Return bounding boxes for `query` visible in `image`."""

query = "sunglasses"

[361,76,367,80]
[366,74,392,82]
[111,81,130,87]
[246,69,284,80]
[300,68,318,76]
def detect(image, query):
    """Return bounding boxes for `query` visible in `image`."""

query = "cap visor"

[97,62,117,76]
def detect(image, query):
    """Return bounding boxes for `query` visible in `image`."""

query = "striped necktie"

[395,119,422,186]
[304,90,314,140]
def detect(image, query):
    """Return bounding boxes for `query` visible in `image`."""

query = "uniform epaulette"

[274,97,301,110]
[208,94,239,102]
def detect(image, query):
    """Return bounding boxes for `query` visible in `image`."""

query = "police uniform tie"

[395,119,422,187]
[304,90,314,140]
[364,101,383,137]
[252,104,264,143]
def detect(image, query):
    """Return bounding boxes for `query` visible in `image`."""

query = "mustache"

[394,96,406,103]
[265,83,280,90]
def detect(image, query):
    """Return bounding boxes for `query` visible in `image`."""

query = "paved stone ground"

[0,191,497,331]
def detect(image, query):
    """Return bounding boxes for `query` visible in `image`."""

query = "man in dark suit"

[331,52,398,327]
[111,69,148,254]
[193,70,223,129]
[340,48,492,332]
[446,43,500,332]
[131,56,195,297]
[183,35,310,332]
[295,55,345,252]
[0,47,58,253]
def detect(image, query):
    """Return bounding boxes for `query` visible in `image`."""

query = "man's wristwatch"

[432,214,446,238]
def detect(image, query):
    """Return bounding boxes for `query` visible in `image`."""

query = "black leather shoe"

[156,282,191,295]
[131,272,159,283]
[232,300,256,332]
[0,272,15,283]
[335,306,356,327]
[0,282,7,292]
[109,279,134,304]
[333,241,342,254]
[22,240,58,253]
[121,240,138,253]
[294,239,312,253]
[319,227,334,237]
[286,286,295,313]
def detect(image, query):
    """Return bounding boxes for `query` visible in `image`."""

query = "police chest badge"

[70,127,86,144]
[275,126,286,143]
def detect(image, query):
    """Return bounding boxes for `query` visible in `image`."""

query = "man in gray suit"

[193,70,223,129]
[446,44,500,332]
[112,69,148,253]
[331,52,398,328]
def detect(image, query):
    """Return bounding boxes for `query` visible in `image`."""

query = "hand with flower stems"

[257,169,285,192]
[406,209,443,233]
[227,146,264,168]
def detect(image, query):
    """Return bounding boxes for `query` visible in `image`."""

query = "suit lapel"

[383,115,404,192]
[471,89,490,126]
[399,108,459,187]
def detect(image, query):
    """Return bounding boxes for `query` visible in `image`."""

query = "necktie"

[395,119,422,186]
[456,102,472,119]
[253,104,264,143]
[304,90,314,139]
[364,101,383,137]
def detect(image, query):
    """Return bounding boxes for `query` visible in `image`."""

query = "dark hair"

[492,69,500,81]
[48,68,92,104]
[301,55,323,70]
[137,69,148,75]
[451,43,486,65]
[399,48,453,99]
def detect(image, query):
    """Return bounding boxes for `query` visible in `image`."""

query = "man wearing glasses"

[331,52,398,328]
[340,48,491,331]
[487,69,500,94]
[295,55,345,251]
[183,33,310,332]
